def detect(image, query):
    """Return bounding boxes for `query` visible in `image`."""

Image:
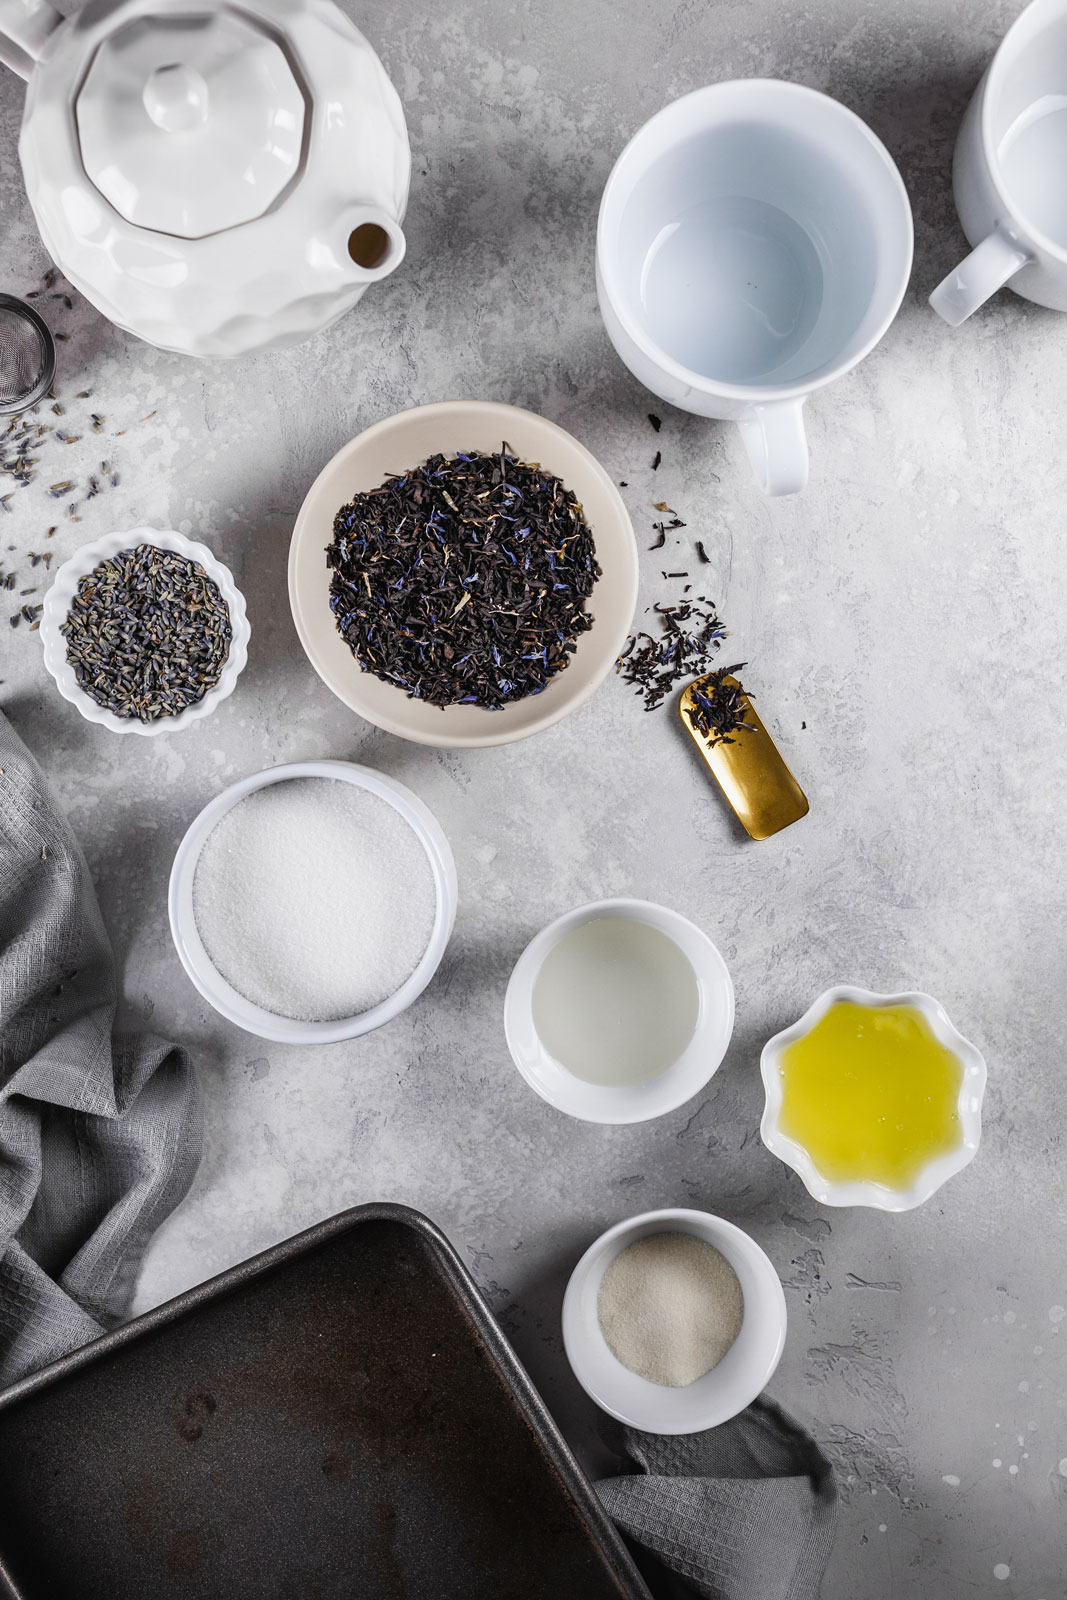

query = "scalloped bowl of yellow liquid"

[760,987,987,1211]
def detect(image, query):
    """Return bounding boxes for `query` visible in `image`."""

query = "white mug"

[930,0,1067,325]
[596,80,913,496]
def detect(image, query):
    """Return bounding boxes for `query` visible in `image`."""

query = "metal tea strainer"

[0,293,56,415]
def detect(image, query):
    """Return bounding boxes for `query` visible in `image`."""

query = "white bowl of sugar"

[168,760,457,1044]
[562,1208,786,1433]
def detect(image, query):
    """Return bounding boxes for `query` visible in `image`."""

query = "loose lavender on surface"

[1,267,132,633]
[326,448,601,709]
[684,665,756,746]
[60,545,231,722]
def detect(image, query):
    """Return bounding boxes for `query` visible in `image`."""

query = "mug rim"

[596,77,914,403]
[980,0,1067,265]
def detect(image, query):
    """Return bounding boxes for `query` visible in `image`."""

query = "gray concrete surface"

[2,1,1066,1594]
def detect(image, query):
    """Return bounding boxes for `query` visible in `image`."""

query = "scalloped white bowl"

[39,528,249,736]
[760,985,987,1212]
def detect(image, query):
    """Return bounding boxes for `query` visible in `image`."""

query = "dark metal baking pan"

[0,1202,651,1600]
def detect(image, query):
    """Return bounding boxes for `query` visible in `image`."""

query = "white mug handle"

[738,398,808,497]
[929,228,1031,326]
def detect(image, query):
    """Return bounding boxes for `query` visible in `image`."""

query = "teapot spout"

[343,206,405,281]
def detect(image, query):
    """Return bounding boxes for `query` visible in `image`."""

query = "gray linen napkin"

[0,709,202,1387]
[598,1397,838,1600]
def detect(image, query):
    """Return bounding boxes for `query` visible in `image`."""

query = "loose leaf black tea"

[61,546,232,722]
[684,665,756,746]
[617,596,727,710]
[327,449,601,710]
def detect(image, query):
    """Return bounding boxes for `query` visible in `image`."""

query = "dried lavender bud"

[60,545,232,722]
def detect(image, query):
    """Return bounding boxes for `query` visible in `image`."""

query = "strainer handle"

[0,0,62,79]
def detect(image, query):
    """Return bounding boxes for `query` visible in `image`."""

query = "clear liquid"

[999,96,1067,248]
[531,917,699,1086]
[639,194,824,384]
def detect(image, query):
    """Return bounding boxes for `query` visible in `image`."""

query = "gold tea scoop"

[679,671,808,840]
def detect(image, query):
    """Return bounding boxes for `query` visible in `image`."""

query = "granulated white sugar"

[597,1231,744,1388]
[192,778,436,1022]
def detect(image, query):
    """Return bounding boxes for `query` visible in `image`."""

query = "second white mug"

[930,0,1067,326]
[596,80,914,496]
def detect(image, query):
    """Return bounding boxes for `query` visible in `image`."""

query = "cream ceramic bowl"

[760,985,987,1211]
[39,528,249,736]
[504,898,734,1124]
[168,759,457,1045]
[288,400,639,748]
[562,1208,787,1433]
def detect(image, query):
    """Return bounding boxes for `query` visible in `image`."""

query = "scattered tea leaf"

[684,665,755,747]
[617,596,727,710]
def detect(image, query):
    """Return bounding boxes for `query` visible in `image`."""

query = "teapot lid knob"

[75,13,307,237]
[143,63,209,133]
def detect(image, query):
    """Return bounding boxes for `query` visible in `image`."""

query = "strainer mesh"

[0,304,51,410]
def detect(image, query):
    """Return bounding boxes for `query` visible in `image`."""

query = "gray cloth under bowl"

[598,1397,838,1600]
[0,710,202,1387]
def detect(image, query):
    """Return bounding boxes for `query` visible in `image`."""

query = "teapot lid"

[75,8,307,238]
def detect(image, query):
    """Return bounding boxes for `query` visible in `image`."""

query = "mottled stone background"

[1,0,1065,1593]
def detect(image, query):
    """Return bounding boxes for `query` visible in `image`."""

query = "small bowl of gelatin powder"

[169,761,457,1044]
[562,1208,786,1433]
[760,985,987,1211]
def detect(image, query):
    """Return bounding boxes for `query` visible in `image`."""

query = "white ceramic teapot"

[0,0,410,356]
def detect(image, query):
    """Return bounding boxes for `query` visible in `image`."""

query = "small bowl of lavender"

[39,528,249,736]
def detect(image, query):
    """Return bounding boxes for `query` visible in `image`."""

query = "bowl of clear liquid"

[504,898,735,1124]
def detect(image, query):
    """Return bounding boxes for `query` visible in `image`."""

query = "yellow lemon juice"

[777,1001,963,1189]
